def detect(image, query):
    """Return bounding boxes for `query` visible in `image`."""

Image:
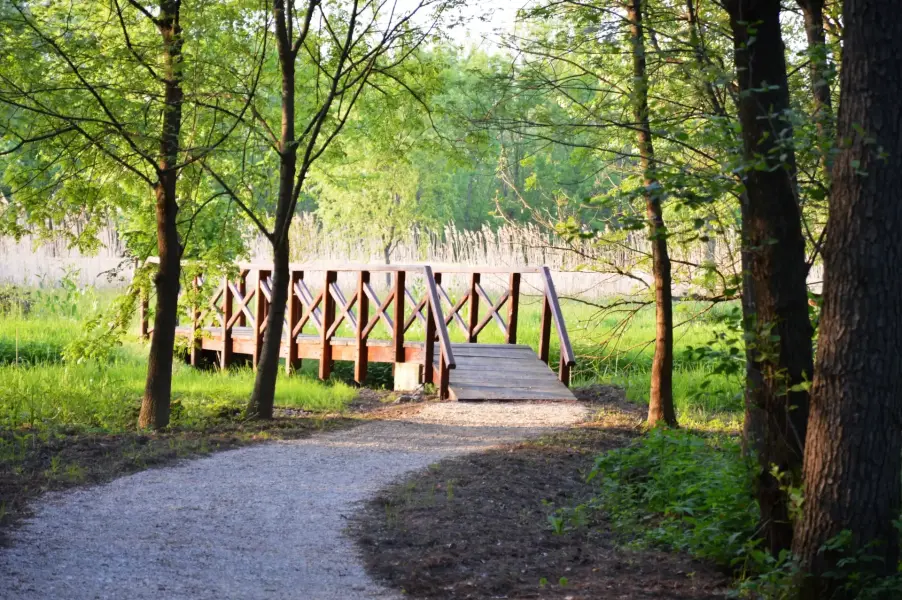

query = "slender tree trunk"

[247,240,290,418]
[247,0,296,419]
[793,1,902,595]
[139,0,184,430]
[797,0,834,178]
[627,0,675,427]
[724,0,814,554]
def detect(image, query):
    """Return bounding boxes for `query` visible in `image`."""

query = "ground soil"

[352,386,732,599]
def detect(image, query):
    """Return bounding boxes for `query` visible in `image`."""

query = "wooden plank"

[467,273,480,343]
[445,360,550,372]
[392,271,406,363]
[449,373,562,386]
[451,343,535,350]
[286,270,301,375]
[320,270,336,379]
[221,275,232,371]
[424,267,455,369]
[541,266,576,367]
[424,273,438,384]
[253,269,270,369]
[538,294,552,364]
[355,271,369,384]
[190,276,201,367]
[139,292,149,339]
[450,384,576,402]
[507,272,520,344]
[449,347,537,359]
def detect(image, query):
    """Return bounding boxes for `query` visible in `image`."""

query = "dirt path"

[0,402,588,600]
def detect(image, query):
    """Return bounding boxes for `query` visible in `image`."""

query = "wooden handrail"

[423,266,455,369]
[145,256,542,274]
[541,266,576,367]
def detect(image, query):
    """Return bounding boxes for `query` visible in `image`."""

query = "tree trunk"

[139,177,180,429]
[793,1,902,595]
[246,240,290,419]
[797,0,834,177]
[627,0,676,427]
[246,0,296,419]
[724,0,814,554]
[138,0,184,430]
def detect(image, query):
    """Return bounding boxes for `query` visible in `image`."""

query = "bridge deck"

[175,328,574,402]
[445,344,576,402]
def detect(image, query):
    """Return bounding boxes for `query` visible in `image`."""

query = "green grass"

[0,283,744,434]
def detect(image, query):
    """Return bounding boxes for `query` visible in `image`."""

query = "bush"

[586,427,758,566]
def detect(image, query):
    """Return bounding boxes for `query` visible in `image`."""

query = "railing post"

[393,270,406,363]
[222,274,233,371]
[237,272,247,327]
[507,272,520,344]
[438,347,450,399]
[467,272,480,343]
[559,354,572,387]
[139,291,149,339]
[254,269,270,369]
[286,270,301,375]
[538,293,552,364]
[424,272,438,384]
[320,270,336,380]
[355,271,370,384]
[190,275,201,367]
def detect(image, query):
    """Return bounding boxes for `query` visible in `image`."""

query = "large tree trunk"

[793,1,902,595]
[139,0,184,430]
[627,0,676,427]
[246,0,296,419]
[724,0,814,554]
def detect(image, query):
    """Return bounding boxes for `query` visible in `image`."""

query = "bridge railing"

[139,260,575,396]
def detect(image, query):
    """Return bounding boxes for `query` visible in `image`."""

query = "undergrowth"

[572,428,902,599]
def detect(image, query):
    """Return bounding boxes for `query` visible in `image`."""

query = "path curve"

[0,402,587,600]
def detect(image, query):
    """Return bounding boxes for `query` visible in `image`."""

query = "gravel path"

[0,402,587,600]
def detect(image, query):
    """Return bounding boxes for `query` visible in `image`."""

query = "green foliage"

[586,428,758,566]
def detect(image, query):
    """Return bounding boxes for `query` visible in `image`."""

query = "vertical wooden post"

[355,271,370,384]
[424,272,439,384]
[253,269,270,369]
[319,270,336,380]
[559,354,572,387]
[392,270,406,363]
[507,272,521,344]
[222,275,233,371]
[190,275,201,367]
[237,272,247,327]
[438,347,450,400]
[139,291,149,339]
[538,293,552,364]
[286,270,301,375]
[467,272,480,343]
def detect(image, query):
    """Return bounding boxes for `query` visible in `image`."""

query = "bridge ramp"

[447,344,576,402]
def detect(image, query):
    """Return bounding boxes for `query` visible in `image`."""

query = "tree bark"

[797,0,834,178]
[246,0,297,419]
[724,0,814,554]
[793,0,902,595]
[627,0,676,427]
[138,0,184,430]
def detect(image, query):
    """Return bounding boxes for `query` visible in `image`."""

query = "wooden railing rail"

[538,266,576,385]
[423,266,455,399]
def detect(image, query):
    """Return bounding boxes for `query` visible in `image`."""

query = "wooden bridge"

[141,262,576,402]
